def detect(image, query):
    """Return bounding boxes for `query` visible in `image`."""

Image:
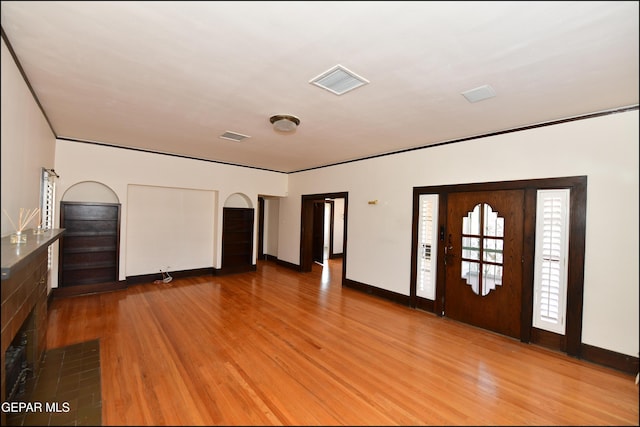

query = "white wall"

[1,39,58,294]
[1,39,56,237]
[126,185,216,276]
[53,139,288,283]
[332,198,345,255]
[280,110,639,358]
[263,197,280,257]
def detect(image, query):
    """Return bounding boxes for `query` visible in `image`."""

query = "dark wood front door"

[444,190,525,339]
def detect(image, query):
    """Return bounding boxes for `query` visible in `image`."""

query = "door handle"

[444,233,455,266]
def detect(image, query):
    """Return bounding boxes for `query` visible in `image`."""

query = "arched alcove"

[223,192,252,209]
[57,181,122,297]
[61,181,119,203]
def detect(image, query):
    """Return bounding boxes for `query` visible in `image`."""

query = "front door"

[444,190,525,338]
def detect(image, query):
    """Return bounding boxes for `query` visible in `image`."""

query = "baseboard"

[52,280,128,298]
[127,267,215,285]
[216,264,257,276]
[581,343,639,376]
[343,278,411,307]
[274,258,302,272]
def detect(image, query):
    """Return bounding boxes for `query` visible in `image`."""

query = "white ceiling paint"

[1,1,638,172]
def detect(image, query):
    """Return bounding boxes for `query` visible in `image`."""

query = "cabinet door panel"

[221,208,254,272]
[59,202,120,288]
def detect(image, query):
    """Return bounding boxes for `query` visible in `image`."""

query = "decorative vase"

[10,231,27,244]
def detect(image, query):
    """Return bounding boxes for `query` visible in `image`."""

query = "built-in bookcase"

[58,202,120,289]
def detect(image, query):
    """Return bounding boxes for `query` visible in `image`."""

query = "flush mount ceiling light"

[270,115,300,132]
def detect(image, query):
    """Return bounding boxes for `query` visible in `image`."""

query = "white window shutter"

[533,189,570,334]
[417,194,438,300]
[40,168,57,269]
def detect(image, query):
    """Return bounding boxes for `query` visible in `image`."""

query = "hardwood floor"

[46,259,639,426]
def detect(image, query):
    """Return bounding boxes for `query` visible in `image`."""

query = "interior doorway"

[300,192,348,281]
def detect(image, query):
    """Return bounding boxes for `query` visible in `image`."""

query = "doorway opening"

[312,200,336,266]
[300,192,348,283]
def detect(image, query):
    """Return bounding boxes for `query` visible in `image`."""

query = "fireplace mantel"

[1,228,64,280]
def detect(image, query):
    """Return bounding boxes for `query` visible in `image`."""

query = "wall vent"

[220,131,250,142]
[309,64,369,96]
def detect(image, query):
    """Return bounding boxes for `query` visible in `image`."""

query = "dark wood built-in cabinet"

[58,202,120,292]
[221,207,254,274]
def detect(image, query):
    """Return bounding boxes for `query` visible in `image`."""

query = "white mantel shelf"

[1,228,65,280]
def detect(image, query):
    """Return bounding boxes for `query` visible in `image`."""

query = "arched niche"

[61,181,119,203]
[224,193,253,209]
[57,180,122,297]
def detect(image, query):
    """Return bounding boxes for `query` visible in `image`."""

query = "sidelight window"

[533,189,570,334]
[417,194,438,300]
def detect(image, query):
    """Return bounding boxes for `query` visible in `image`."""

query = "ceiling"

[1,1,638,173]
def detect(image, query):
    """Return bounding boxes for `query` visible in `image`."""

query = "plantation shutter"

[417,194,438,300]
[40,168,57,269]
[533,189,570,334]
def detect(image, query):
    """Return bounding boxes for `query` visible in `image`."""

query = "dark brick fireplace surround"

[1,229,64,425]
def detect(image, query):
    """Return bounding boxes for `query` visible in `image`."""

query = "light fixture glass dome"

[270,115,300,132]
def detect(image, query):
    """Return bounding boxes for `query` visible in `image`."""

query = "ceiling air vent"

[309,64,369,96]
[461,85,496,103]
[219,131,250,142]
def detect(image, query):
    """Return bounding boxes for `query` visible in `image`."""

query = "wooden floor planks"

[45,259,639,426]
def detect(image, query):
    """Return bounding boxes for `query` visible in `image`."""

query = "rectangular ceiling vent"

[309,64,369,96]
[219,131,250,142]
[461,84,496,103]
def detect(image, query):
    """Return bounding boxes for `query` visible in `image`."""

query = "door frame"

[325,200,336,259]
[410,176,587,357]
[312,200,326,263]
[258,196,265,260]
[300,192,348,280]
